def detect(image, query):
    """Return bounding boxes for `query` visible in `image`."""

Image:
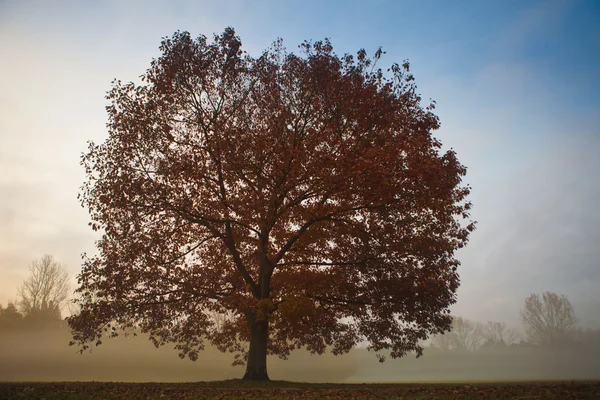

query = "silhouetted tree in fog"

[521,292,576,347]
[482,321,518,348]
[18,255,70,327]
[452,316,484,351]
[429,329,456,351]
[0,302,23,330]
[68,28,475,381]
[430,316,484,351]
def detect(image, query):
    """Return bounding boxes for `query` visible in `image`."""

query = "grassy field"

[1,380,599,400]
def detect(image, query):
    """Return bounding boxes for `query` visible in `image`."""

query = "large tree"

[68,28,475,380]
[521,292,576,347]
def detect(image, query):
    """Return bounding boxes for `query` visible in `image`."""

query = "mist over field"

[1,326,599,383]
[0,327,356,382]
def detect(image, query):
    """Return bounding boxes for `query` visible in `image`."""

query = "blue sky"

[1,0,599,331]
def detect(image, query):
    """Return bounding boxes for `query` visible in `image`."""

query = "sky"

[0,0,599,332]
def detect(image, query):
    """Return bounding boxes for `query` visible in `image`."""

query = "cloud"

[427,1,600,327]
[0,178,97,305]
[490,0,570,61]
[453,127,600,328]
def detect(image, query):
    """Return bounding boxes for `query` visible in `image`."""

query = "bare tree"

[430,316,484,351]
[453,316,485,351]
[483,321,519,347]
[520,291,576,347]
[430,329,457,351]
[18,255,70,317]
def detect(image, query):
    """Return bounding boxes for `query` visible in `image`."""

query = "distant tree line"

[2,260,599,355]
[429,291,600,352]
[430,317,518,352]
[0,255,69,330]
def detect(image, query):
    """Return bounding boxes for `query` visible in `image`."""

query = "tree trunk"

[243,317,270,381]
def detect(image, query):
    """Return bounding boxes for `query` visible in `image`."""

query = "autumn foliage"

[68,28,475,380]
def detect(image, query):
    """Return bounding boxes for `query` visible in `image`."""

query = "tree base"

[242,368,270,381]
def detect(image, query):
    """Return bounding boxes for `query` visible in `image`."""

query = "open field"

[1,380,600,400]
[2,328,600,384]
[2,328,599,398]
[0,329,357,383]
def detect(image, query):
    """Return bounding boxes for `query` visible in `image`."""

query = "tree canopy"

[68,28,475,380]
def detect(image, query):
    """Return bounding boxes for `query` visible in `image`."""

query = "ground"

[1,380,599,399]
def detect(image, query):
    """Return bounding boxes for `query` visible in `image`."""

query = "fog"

[1,326,598,383]
[0,327,356,383]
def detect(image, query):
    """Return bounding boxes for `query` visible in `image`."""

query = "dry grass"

[1,380,599,399]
